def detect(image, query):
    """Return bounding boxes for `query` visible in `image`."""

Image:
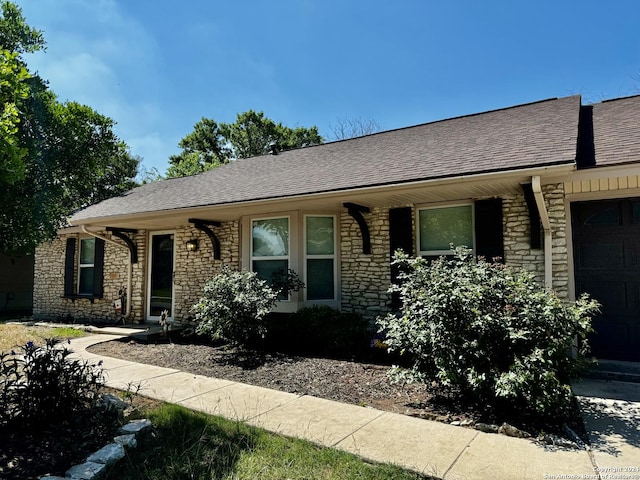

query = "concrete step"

[584,359,640,384]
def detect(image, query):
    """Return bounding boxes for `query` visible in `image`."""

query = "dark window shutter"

[64,238,76,296]
[389,207,413,308]
[521,183,542,249]
[92,238,105,298]
[389,207,413,257]
[475,198,504,263]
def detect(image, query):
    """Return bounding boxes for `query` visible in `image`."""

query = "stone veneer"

[33,222,239,324]
[502,183,569,299]
[33,230,147,323]
[340,206,411,320]
[33,186,570,323]
[172,221,240,320]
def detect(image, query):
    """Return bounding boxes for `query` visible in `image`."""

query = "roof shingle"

[71,95,581,223]
[591,95,640,167]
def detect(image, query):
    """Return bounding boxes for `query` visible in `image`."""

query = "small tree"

[376,248,599,417]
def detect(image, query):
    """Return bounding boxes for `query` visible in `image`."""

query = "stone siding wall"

[340,206,396,321]
[339,186,570,321]
[33,230,147,323]
[545,183,570,299]
[502,194,546,283]
[129,231,147,321]
[173,222,240,320]
[33,222,239,324]
[33,187,570,323]
[33,237,65,321]
[502,183,569,299]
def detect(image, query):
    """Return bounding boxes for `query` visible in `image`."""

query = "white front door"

[147,231,175,321]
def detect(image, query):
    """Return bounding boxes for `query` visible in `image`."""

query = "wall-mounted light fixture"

[186,239,199,252]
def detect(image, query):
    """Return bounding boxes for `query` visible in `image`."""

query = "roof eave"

[69,162,576,229]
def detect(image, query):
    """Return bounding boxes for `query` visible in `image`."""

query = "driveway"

[572,377,640,471]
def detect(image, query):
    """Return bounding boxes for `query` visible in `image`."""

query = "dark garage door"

[572,198,640,361]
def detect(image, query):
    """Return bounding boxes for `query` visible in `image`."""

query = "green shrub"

[0,339,104,427]
[267,306,369,357]
[376,248,599,417]
[193,266,305,346]
[193,266,280,345]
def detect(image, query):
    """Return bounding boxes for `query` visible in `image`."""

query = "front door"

[571,198,640,361]
[147,232,175,321]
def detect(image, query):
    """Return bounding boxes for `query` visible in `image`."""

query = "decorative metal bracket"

[343,202,371,254]
[106,227,138,263]
[189,218,222,260]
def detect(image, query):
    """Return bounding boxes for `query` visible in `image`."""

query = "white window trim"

[416,202,476,257]
[77,237,95,295]
[303,214,337,302]
[241,211,340,312]
[250,216,292,302]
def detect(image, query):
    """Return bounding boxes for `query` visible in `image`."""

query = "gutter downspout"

[531,176,552,289]
[81,225,132,318]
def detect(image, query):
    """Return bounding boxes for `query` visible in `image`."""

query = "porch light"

[186,239,199,252]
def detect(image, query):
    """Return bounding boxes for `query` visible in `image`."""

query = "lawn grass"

[0,323,86,352]
[106,404,431,480]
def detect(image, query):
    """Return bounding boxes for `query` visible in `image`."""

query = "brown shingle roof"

[71,95,581,222]
[591,95,640,167]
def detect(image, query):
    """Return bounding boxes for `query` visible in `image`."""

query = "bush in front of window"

[270,268,305,300]
[376,247,600,418]
[266,306,369,358]
[193,266,280,345]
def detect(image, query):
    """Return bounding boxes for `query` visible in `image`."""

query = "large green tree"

[166,110,323,178]
[0,0,43,54]
[0,0,42,184]
[0,48,29,184]
[0,1,138,254]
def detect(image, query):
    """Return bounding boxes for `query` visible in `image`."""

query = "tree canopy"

[166,110,323,178]
[0,48,29,184]
[0,0,43,54]
[0,1,138,254]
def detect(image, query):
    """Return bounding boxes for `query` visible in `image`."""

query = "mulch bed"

[0,334,587,479]
[88,336,587,440]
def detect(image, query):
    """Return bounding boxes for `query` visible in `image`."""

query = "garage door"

[571,198,640,361]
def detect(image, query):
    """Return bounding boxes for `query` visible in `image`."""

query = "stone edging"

[39,418,152,480]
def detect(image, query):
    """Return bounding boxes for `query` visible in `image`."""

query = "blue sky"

[15,0,640,175]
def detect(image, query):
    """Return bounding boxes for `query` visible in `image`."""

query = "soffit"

[77,166,570,231]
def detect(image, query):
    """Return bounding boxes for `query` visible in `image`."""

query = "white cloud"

[34,52,117,103]
[128,131,179,174]
[16,0,171,171]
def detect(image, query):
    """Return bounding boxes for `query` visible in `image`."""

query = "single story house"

[33,94,640,361]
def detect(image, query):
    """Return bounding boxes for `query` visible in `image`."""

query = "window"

[251,217,290,299]
[305,215,336,300]
[64,236,105,299]
[78,238,96,295]
[418,204,474,256]
[244,212,339,309]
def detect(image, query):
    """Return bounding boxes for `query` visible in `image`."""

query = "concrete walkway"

[572,377,640,474]
[67,334,639,480]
